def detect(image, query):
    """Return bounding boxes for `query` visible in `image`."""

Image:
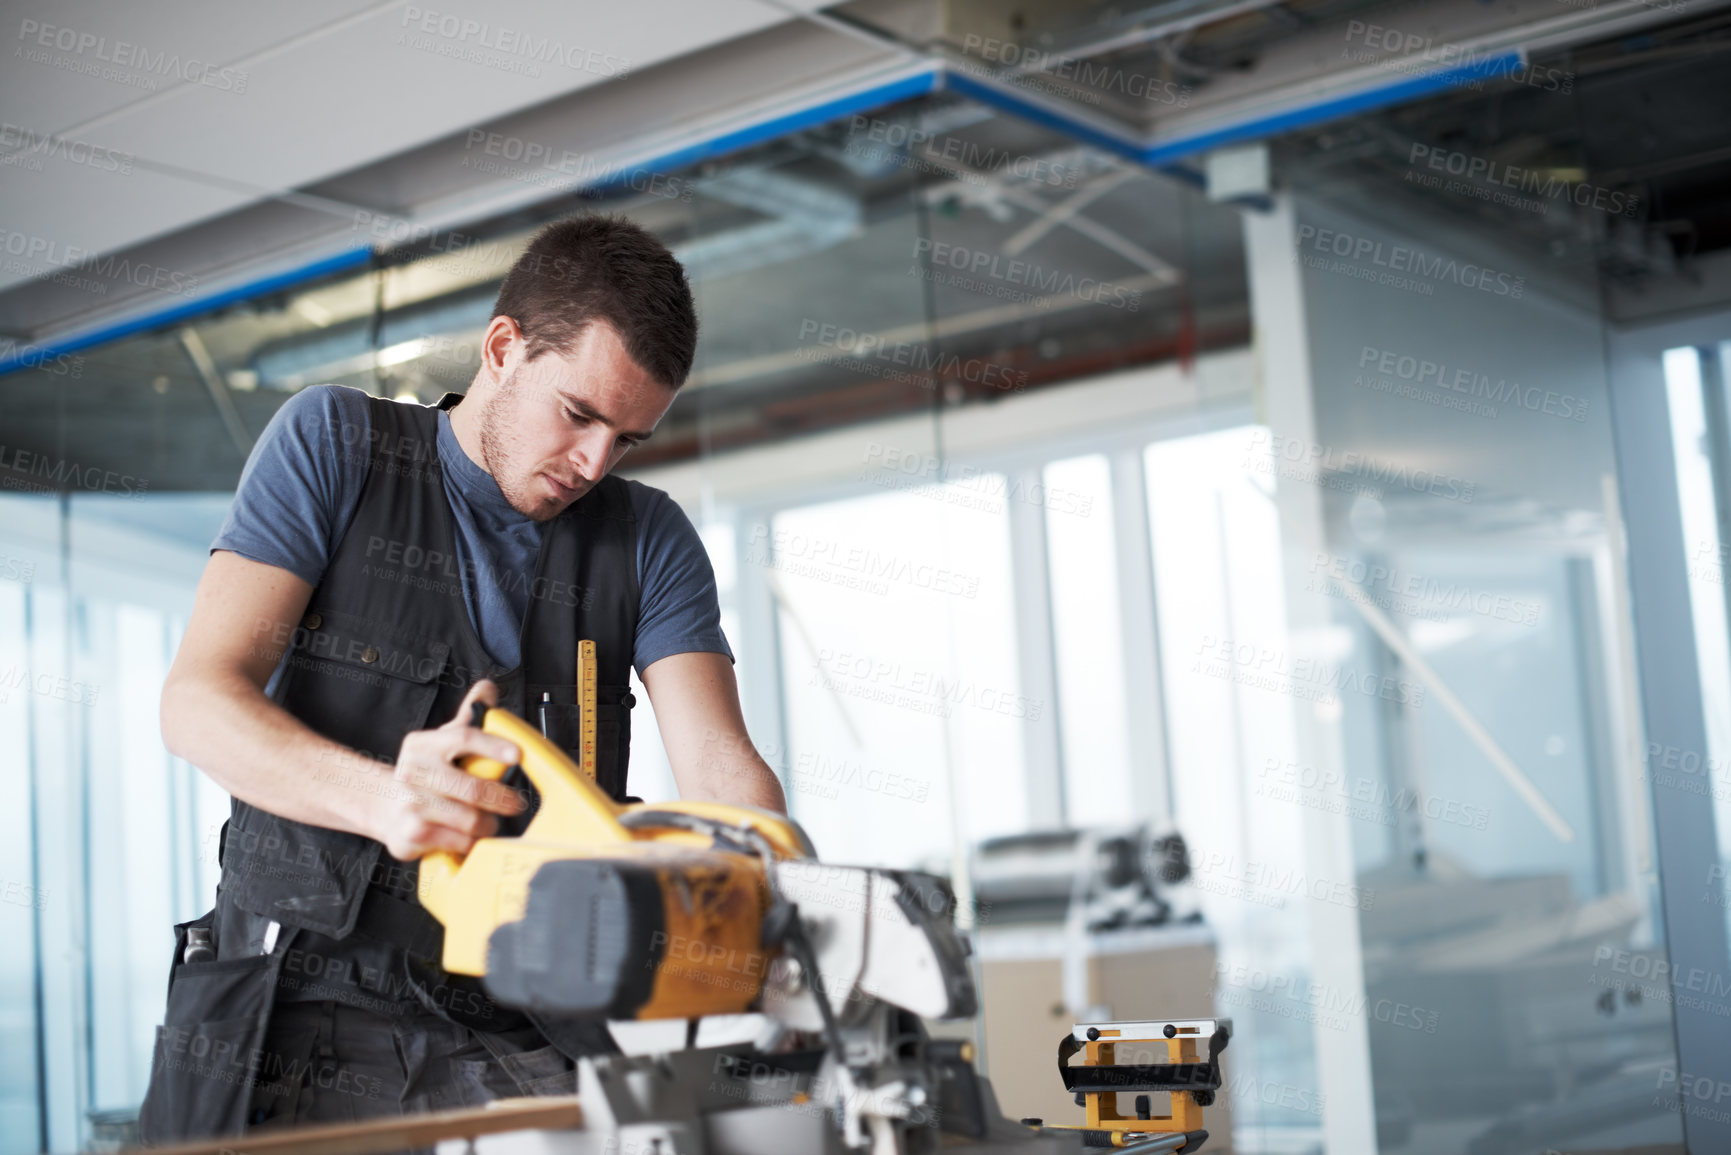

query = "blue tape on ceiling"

[586,66,943,193]
[941,70,1146,161]
[0,246,375,377]
[946,50,1527,169]
[1137,51,1527,166]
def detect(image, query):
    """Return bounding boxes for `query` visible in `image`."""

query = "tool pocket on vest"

[137,913,287,1144]
[529,696,586,772]
[526,683,633,801]
[595,686,634,799]
[223,802,384,940]
[273,608,453,763]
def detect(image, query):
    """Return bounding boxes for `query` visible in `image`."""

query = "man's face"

[476,322,675,521]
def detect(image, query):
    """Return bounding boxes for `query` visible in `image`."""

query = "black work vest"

[140,392,640,1142]
[222,391,638,943]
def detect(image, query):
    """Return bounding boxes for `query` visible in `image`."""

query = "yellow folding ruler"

[577,638,598,782]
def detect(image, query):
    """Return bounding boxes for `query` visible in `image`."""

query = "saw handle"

[415,702,511,921]
[456,699,515,782]
[418,703,632,922]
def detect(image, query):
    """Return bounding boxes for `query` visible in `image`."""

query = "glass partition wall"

[1250,65,1697,1151]
[0,64,1722,1155]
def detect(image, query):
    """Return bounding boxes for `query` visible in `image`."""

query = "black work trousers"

[246,999,577,1133]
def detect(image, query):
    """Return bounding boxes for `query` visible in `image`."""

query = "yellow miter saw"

[416,704,971,1028]
[417,702,807,1019]
[412,706,1221,1154]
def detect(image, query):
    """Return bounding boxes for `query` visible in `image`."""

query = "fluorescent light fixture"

[377,338,431,368]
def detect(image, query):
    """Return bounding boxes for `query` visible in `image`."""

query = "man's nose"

[571,427,613,483]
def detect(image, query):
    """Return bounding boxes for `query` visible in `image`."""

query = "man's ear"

[480,316,526,382]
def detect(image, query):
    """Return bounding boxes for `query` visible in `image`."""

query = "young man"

[139,216,785,1142]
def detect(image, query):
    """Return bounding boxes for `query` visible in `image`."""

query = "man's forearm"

[161,668,391,838]
[643,653,789,813]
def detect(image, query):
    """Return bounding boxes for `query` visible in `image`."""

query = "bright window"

[768,472,1023,868]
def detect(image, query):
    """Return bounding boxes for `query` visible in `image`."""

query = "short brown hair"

[491,215,698,388]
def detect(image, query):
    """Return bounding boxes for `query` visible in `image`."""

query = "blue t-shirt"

[212,385,731,675]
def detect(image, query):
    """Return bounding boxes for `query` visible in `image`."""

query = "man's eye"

[563,408,583,423]
[617,436,637,449]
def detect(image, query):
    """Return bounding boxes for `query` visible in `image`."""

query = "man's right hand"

[372,680,527,861]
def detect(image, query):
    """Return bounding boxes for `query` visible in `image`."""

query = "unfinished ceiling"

[1,0,1711,352]
[2,0,1729,495]
[0,91,1252,491]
